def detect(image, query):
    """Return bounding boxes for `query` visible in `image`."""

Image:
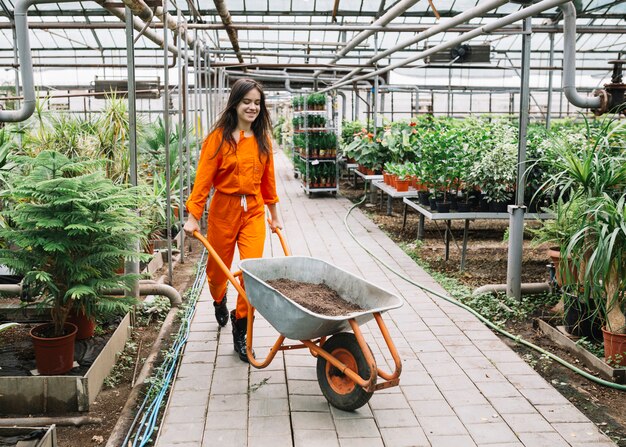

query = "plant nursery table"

[402,198,554,271]
[353,170,384,204]
[372,180,419,215]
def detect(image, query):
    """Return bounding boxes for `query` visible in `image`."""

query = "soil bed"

[0,320,118,376]
[340,181,626,446]
[267,278,364,316]
[0,239,205,447]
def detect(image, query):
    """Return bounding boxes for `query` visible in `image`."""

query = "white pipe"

[0,0,76,122]
[328,0,509,90]
[0,282,182,307]
[312,0,419,79]
[559,2,602,109]
[473,282,551,296]
[323,0,574,93]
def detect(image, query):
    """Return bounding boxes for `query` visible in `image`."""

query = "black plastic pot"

[479,198,490,212]
[563,293,603,343]
[457,202,471,213]
[418,191,430,206]
[429,197,438,211]
[436,202,451,213]
[489,201,508,213]
[449,195,458,210]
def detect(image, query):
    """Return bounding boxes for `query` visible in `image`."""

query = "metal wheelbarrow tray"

[193,230,403,411]
[239,256,402,340]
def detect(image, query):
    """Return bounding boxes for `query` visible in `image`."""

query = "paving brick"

[465,421,519,444]
[205,410,247,429]
[249,397,289,417]
[489,397,538,415]
[163,405,207,424]
[440,388,488,407]
[534,404,591,423]
[248,415,292,437]
[173,376,212,392]
[286,366,317,381]
[427,435,477,447]
[380,427,430,447]
[330,404,373,419]
[158,422,204,444]
[206,395,247,417]
[292,411,335,430]
[289,394,330,412]
[288,380,323,396]
[409,399,455,417]
[334,418,380,438]
[552,422,614,444]
[201,429,246,447]
[294,430,339,447]
[250,369,286,385]
[169,390,210,407]
[210,378,248,395]
[454,404,501,425]
[177,362,214,379]
[516,431,571,447]
[431,374,475,391]
[249,382,288,400]
[501,413,554,434]
[475,380,522,399]
[368,392,410,410]
[403,384,445,401]
[181,350,216,364]
[371,408,417,428]
[184,339,218,352]
[248,435,293,447]
[339,438,384,447]
[518,387,570,406]
[213,365,250,381]
[418,415,468,436]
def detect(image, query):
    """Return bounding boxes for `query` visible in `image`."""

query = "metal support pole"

[373,35,379,133]
[546,32,555,129]
[125,6,139,298]
[193,39,201,164]
[163,0,173,284]
[177,10,185,263]
[183,26,191,196]
[506,17,531,300]
[12,25,22,148]
[204,52,213,131]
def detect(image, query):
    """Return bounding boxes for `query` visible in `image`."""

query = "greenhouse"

[0,0,625,446]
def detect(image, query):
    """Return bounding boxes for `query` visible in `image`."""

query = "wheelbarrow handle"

[267,218,291,257]
[192,230,247,298]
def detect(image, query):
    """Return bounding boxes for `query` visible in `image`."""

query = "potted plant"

[467,121,517,212]
[0,151,149,374]
[539,116,626,352]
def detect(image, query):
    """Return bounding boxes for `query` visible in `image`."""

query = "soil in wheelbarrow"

[267,279,364,316]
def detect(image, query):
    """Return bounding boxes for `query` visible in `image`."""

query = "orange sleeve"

[260,141,279,204]
[186,131,221,220]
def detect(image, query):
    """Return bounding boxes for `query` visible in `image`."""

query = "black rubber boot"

[230,310,252,363]
[213,295,228,327]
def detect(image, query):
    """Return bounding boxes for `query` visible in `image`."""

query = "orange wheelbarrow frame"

[192,228,402,395]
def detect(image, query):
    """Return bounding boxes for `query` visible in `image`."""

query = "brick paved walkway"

[155,150,616,447]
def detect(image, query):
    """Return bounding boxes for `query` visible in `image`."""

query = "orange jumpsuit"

[186,129,279,319]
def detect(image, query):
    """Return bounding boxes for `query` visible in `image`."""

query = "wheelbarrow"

[193,228,403,411]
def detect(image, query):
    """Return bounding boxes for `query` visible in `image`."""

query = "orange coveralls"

[186,129,279,319]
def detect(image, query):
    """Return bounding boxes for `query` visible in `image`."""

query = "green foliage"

[0,151,150,337]
[104,340,138,388]
[400,242,559,326]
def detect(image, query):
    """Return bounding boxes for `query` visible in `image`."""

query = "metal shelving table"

[402,197,554,271]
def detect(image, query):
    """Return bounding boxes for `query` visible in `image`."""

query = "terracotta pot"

[67,308,97,340]
[395,179,410,192]
[547,247,577,287]
[602,327,626,366]
[30,322,78,375]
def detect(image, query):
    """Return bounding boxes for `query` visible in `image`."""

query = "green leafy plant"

[0,151,150,337]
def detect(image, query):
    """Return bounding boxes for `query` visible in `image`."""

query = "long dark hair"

[209,78,272,159]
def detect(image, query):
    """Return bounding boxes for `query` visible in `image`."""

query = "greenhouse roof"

[0,0,624,89]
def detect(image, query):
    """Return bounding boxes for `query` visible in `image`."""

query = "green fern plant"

[0,151,150,337]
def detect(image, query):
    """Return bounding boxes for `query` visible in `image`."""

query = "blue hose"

[121,249,208,447]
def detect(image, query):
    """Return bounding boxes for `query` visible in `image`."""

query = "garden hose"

[344,190,626,392]
[122,249,209,447]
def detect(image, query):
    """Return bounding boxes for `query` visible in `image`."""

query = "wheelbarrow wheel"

[316,332,375,411]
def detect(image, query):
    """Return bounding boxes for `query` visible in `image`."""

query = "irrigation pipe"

[344,193,626,391]
[120,249,208,447]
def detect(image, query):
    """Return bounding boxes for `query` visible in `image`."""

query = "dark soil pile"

[267,278,364,316]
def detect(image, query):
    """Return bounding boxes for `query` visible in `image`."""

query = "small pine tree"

[0,151,149,337]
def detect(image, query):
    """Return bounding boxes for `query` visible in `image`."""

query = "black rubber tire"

[316,332,375,411]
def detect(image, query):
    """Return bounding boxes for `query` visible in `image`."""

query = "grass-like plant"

[0,151,149,337]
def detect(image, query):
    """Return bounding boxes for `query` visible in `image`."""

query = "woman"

[184,78,283,363]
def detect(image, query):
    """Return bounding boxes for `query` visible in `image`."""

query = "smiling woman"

[182,78,284,363]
